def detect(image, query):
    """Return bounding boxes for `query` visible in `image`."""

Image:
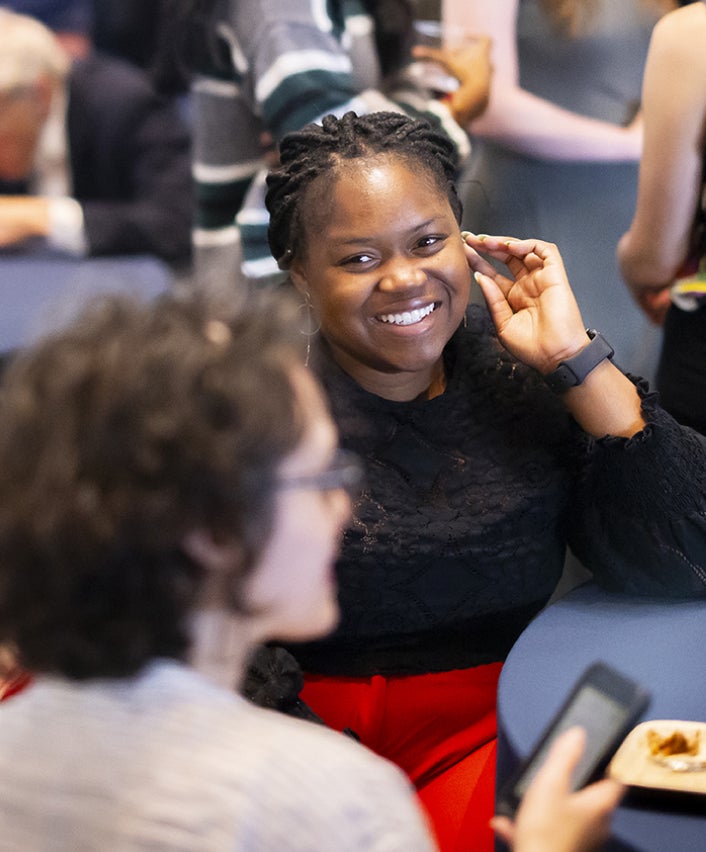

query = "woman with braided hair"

[156,0,491,296]
[264,110,706,852]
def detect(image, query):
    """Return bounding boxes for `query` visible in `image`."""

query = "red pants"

[302,663,502,852]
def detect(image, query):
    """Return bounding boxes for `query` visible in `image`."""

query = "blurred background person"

[443,0,677,384]
[4,0,169,71]
[92,0,165,70]
[0,290,434,850]
[156,0,492,299]
[2,0,94,56]
[0,8,192,265]
[618,0,706,435]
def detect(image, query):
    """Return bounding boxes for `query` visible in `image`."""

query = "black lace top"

[289,306,706,677]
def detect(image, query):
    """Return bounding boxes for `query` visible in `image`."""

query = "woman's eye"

[339,252,375,268]
[416,235,445,252]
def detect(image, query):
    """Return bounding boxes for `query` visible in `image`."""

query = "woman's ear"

[288,260,309,296]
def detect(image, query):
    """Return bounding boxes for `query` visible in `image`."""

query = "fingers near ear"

[473,271,514,331]
[492,237,561,269]
[464,234,514,264]
[520,251,544,271]
[463,242,499,278]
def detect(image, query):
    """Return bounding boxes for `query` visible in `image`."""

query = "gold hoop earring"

[298,292,321,367]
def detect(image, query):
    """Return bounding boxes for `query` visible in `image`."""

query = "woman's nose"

[378,258,427,292]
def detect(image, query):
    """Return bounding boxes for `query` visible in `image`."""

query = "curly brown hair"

[0,290,306,679]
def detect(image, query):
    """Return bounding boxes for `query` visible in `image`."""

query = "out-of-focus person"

[2,0,94,57]
[0,288,624,852]
[443,0,677,383]
[155,0,491,299]
[92,0,164,69]
[618,0,706,435]
[0,290,432,850]
[0,8,192,265]
[5,0,169,71]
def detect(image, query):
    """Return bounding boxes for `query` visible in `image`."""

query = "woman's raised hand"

[463,233,590,374]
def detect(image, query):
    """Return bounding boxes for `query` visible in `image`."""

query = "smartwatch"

[544,329,614,394]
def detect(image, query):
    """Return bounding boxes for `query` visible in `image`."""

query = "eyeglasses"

[278,449,364,497]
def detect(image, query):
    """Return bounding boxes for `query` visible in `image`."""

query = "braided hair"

[266,111,463,270]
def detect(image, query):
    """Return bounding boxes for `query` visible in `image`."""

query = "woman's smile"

[377,301,439,326]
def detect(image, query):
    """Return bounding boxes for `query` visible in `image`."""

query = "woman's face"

[290,155,471,400]
[244,366,350,643]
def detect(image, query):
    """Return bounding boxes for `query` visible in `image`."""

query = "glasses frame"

[277,449,364,497]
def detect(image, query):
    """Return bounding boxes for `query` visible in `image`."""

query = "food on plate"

[646,728,701,757]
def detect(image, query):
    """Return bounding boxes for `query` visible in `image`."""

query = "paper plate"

[608,720,706,796]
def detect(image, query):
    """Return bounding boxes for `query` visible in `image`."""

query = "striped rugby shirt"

[190,0,470,292]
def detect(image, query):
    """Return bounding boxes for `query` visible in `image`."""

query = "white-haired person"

[0,7,191,263]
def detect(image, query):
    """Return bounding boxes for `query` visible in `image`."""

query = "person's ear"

[289,259,309,296]
[182,529,243,577]
[33,74,56,122]
[182,529,247,609]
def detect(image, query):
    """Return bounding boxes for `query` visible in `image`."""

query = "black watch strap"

[544,329,615,394]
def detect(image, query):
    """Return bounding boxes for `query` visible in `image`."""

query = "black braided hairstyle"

[266,111,464,270]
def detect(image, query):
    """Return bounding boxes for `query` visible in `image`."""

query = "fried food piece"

[647,728,701,757]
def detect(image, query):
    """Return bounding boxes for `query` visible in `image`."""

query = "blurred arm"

[618,4,706,291]
[441,0,642,161]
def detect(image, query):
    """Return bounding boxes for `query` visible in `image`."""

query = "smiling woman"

[268,111,468,403]
[262,110,706,852]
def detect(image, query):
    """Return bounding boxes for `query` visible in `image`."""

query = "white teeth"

[379,303,436,326]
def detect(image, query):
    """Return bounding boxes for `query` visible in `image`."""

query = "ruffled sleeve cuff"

[569,376,706,596]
